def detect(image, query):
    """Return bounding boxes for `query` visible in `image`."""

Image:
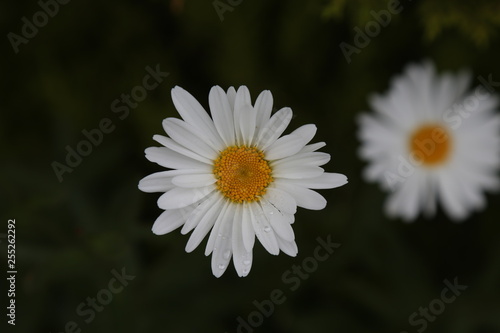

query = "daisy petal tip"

[151,224,173,236]
[212,270,225,278]
[185,239,200,253]
[212,261,230,278]
[329,173,348,188]
[137,181,148,192]
[238,268,252,277]
[151,229,163,236]
[171,85,185,93]
[151,224,161,235]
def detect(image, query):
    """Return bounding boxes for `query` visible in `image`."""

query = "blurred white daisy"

[358,61,500,222]
[139,86,347,277]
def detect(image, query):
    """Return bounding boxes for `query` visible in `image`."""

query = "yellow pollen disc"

[213,146,273,203]
[409,124,452,166]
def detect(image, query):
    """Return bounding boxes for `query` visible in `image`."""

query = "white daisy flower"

[139,85,347,277]
[358,61,500,222]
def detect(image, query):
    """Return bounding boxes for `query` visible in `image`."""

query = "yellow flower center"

[213,146,273,203]
[409,124,452,166]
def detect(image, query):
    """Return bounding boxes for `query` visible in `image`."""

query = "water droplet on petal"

[223,250,231,259]
[243,260,251,266]
[264,226,271,233]
[218,263,226,270]
[243,268,249,274]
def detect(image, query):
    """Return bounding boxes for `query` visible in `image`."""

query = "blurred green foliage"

[324,0,500,46]
[1,0,500,332]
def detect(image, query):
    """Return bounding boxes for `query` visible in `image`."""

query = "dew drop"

[223,250,231,259]
[218,263,226,270]
[243,268,249,274]
[243,260,251,266]
[264,226,271,233]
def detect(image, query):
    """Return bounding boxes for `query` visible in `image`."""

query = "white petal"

[275,182,327,210]
[276,237,298,257]
[138,171,176,193]
[363,160,392,184]
[455,162,500,191]
[185,197,224,252]
[158,185,215,210]
[273,165,324,179]
[286,173,348,189]
[368,94,413,131]
[204,202,228,256]
[171,86,211,129]
[139,169,209,193]
[209,86,236,146]
[272,152,331,168]
[153,135,212,164]
[250,203,280,255]
[171,86,223,150]
[172,173,216,188]
[385,174,421,222]
[435,70,471,116]
[254,90,273,133]
[232,205,253,277]
[210,204,235,277]
[290,124,317,145]
[241,203,255,253]
[285,212,295,224]
[357,114,402,154]
[239,105,257,146]
[255,107,293,150]
[233,86,256,145]
[264,187,297,214]
[261,200,295,242]
[226,87,237,110]
[234,86,252,113]
[459,180,485,212]
[300,142,326,153]
[446,166,487,215]
[437,171,468,221]
[151,209,187,235]
[265,131,313,160]
[163,118,218,160]
[385,190,406,220]
[181,193,221,234]
[145,147,210,171]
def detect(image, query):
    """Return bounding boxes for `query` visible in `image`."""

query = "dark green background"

[2,0,500,332]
